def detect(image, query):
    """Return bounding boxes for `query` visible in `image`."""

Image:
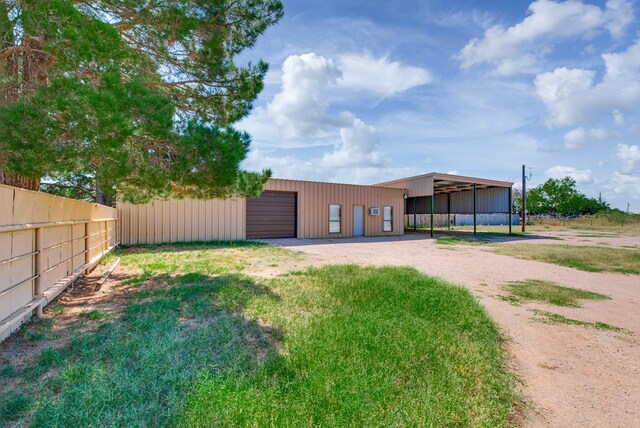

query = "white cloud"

[545,165,593,184]
[254,52,397,175]
[563,127,608,149]
[459,0,634,75]
[613,109,625,125]
[267,53,345,140]
[617,144,640,171]
[321,118,385,168]
[337,53,431,96]
[535,40,640,127]
[603,172,640,199]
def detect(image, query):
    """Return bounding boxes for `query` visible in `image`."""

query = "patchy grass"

[181,265,517,427]
[0,391,33,423]
[79,309,114,321]
[446,220,640,236]
[532,310,624,332]
[493,244,640,274]
[502,279,609,307]
[1,243,518,427]
[436,235,488,245]
[110,240,302,277]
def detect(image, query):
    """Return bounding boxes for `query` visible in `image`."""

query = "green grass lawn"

[493,244,640,275]
[502,279,610,307]
[1,243,518,427]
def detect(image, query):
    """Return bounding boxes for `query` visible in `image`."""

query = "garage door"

[246,191,297,239]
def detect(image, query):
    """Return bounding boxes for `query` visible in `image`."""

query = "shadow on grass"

[0,273,281,427]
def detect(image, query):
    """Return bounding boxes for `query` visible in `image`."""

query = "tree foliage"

[525,177,609,216]
[0,0,283,204]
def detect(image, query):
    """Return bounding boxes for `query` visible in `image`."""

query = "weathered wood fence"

[0,185,118,341]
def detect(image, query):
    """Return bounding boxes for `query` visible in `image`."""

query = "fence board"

[0,184,118,342]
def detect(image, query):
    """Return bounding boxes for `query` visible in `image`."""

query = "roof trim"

[268,178,406,191]
[375,172,513,188]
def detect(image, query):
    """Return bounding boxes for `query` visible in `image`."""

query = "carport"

[376,173,513,237]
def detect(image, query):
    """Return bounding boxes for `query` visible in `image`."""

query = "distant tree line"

[515,177,611,216]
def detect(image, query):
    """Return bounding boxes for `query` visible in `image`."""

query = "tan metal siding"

[118,198,245,245]
[264,179,405,238]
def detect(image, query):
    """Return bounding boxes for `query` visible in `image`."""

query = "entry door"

[353,206,364,237]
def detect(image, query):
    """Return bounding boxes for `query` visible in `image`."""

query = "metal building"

[376,172,514,236]
[118,172,513,244]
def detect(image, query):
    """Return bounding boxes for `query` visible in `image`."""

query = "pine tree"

[0,0,283,204]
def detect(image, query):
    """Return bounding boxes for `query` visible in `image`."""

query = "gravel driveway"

[264,232,640,427]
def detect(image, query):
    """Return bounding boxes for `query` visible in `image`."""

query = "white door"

[353,206,364,237]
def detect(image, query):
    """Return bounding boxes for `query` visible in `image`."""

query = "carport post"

[413,199,417,231]
[473,183,477,235]
[430,195,434,238]
[447,193,451,231]
[508,186,512,235]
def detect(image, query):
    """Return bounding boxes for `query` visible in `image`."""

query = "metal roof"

[375,172,513,195]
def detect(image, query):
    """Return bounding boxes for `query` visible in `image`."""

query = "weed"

[503,279,609,307]
[493,245,640,275]
[0,391,33,422]
[533,310,623,332]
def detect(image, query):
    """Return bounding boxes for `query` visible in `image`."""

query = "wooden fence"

[0,185,118,341]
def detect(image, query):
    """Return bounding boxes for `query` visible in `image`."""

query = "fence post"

[84,222,90,274]
[103,220,108,258]
[34,227,43,318]
[69,225,73,275]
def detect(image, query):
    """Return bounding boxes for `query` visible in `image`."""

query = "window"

[329,204,341,233]
[383,206,392,232]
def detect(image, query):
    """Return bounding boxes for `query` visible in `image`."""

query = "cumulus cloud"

[563,127,608,149]
[337,53,431,96]
[459,0,634,75]
[535,40,640,127]
[545,165,593,183]
[602,172,640,199]
[267,53,344,140]
[262,52,402,171]
[321,118,385,168]
[266,52,432,141]
[617,144,640,171]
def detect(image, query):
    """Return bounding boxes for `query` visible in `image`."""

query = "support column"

[413,199,417,231]
[473,183,477,235]
[430,195,434,238]
[522,164,526,233]
[508,187,513,235]
[447,193,451,231]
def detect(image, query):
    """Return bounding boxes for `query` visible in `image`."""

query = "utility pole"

[521,164,526,233]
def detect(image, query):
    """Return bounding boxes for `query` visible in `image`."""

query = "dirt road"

[265,232,640,427]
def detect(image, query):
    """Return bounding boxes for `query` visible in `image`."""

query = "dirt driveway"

[264,232,640,427]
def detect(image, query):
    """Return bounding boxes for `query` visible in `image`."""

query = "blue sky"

[237,0,640,211]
